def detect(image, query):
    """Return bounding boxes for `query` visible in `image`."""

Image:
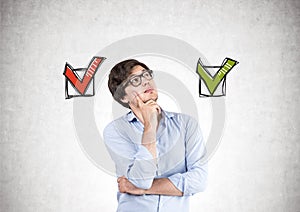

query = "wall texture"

[1,0,299,211]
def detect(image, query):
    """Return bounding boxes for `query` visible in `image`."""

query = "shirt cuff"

[168,173,184,193]
[125,145,157,189]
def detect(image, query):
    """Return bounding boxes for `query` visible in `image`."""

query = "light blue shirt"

[103,110,208,212]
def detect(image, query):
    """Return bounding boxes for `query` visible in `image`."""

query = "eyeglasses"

[124,69,154,87]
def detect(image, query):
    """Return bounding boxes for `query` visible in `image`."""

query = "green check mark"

[196,58,238,95]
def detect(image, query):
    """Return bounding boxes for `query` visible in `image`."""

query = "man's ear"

[120,95,129,104]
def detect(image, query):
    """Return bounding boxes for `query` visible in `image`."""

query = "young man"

[103,59,207,212]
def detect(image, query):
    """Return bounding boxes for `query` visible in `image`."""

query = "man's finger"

[144,99,156,105]
[155,105,161,114]
[145,100,161,113]
[135,94,144,107]
[117,176,126,183]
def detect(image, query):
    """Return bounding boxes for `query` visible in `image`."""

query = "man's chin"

[142,95,158,103]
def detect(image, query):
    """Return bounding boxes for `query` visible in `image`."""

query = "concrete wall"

[1,0,299,211]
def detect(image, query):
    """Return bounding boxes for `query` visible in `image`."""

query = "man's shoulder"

[103,113,129,134]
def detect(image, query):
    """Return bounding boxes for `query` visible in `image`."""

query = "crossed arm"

[104,116,208,197]
[118,176,183,196]
[115,97,182,196]
[104,96,207,196]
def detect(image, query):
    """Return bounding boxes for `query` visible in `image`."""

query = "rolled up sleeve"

[168,117,208,196]
[103,121,157,189]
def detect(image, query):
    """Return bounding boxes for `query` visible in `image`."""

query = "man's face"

[121,65,158,106]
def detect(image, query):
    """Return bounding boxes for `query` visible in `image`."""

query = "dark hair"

[108,59,149,108]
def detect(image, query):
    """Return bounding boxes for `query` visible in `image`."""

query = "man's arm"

[130,95,161,159]
[104,122,157,190]
[145,178,183,196]
[118,116,208,196]
[118,176,183,196]
[167,117,208,195]
[104,96,161,190]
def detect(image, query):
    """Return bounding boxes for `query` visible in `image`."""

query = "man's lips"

[144,88,154,93]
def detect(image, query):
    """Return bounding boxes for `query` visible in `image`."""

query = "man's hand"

[129,94,161,159]
[129,94,161,134]
[117,176,146,195]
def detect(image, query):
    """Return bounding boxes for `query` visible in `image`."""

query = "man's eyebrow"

[128,69,147,78]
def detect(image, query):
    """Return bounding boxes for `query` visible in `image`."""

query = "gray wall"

[1,0,299,211]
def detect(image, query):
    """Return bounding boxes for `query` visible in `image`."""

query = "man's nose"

[141,76,150,86]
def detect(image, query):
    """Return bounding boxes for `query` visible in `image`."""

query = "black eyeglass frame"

[123,69,154,87]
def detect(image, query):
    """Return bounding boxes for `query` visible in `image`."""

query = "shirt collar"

[126,110,137,122]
